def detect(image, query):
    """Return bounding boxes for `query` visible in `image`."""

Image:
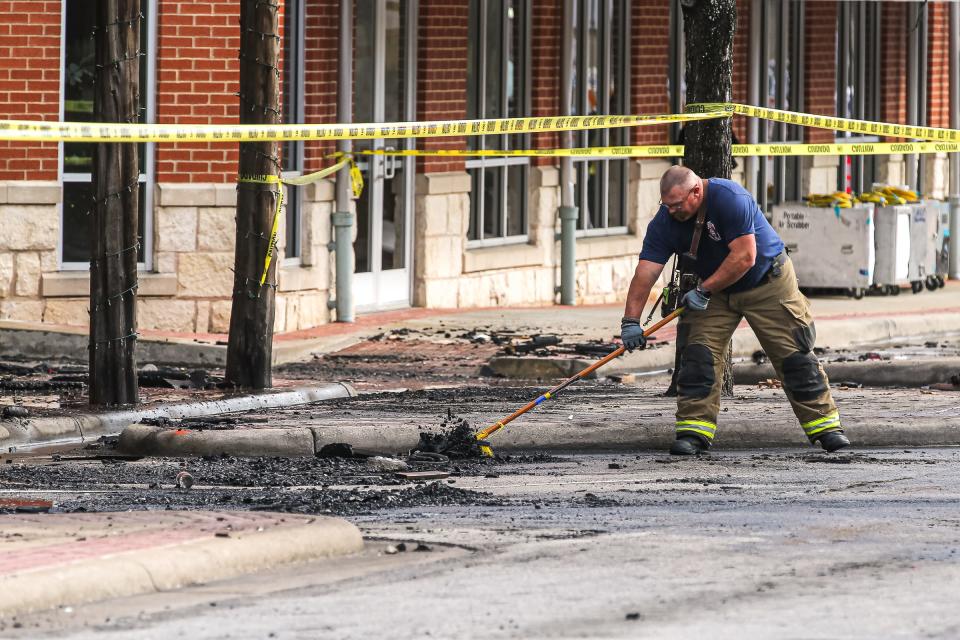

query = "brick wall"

[416,0,468,174]
[927,2,950,130]
[0,0,60,181]
[155,0,240,183]
[531,0,560,165]
[631,1,670,146]
[803,1,837,144]
[880,2,907,138]
[302,0,338,173]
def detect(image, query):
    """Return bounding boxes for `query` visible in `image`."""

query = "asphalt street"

[10,448,960,639]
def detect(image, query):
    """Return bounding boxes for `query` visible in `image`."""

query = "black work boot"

[816,430,850,453]
[669,434,710,456]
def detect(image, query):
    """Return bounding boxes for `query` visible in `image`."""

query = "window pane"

[506,0,522,118]
[353,2,376,152]
[382,165,406,270]
[608,160,625,227]
[282,0,302,258]
[63,181,146,263]
[467,1,530,241]
[355,166,372,273]
[63,0,149,264]
[484,0,504,120]
[383,0,407,152]
[572,0,627,231]
[282,0,300,171]
[483,167,503,238]
[284,187,299,259]
[506,0,526,150]
[467,0,481,151]
[587,161,603,229]
[506,164,526,237]
[63,1,96,174]
[62,182,94,263]
[468,168,482,240]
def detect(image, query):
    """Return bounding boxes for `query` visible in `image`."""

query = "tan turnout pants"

[674,257,842,445]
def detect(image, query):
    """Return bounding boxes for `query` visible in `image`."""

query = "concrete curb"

[0,383,356,450]
[118,412,960,458]
[0,513,363,618]
[309,416,960,451]
[487,311,960,379]
[734,358,960,388]
[119,424,317,457]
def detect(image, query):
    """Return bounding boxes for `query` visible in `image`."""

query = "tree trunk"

[670,0,737,398]
[225,0,281,389]
[90,0,140,406]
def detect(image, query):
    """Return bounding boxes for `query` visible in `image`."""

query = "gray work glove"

[620,317,648,351]
[682,285,711,312]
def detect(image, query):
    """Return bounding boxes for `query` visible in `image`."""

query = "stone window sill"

[463,241,543,273]
[41,272,178,297]
[565,233,640,261]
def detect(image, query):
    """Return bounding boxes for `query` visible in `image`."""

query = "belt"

[754,251,788,288]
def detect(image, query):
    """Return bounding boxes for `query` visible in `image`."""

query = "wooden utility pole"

[668,0,737,397]
[225,0,282,388]
[90,0,141,406]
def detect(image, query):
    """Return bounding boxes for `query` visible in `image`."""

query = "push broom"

[474,307,685,456]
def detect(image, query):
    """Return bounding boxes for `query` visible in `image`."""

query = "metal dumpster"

[770,203,873,298]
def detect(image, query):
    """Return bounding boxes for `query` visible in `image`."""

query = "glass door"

[353,0,415,311]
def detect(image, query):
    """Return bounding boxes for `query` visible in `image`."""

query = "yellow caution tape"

[357,141,960,159]
[237,157,362,286]
[237,174,283,287]
[0,111,724,143]
[690,102,960,143]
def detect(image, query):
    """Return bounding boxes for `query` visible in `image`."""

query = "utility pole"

[667,0,737,397]
[89,0,141,406]
[226,0,282,389]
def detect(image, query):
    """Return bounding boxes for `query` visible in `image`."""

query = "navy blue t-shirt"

[638,178,784,293]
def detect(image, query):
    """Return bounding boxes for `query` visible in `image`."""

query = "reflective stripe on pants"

[676,419,717,441]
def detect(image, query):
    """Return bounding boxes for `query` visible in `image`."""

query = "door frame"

[353,0,418,313]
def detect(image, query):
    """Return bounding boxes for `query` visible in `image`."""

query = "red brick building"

[0,1,954,332]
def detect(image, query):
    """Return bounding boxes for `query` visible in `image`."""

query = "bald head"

[660,166,700,194]
[658,165,705,221]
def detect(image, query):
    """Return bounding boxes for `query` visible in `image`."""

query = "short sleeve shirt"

[638,178,785,293]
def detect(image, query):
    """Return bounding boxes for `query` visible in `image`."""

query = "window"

[466,0,530,244]
[282,0,305,261]
[836,1,881,194]
[571,0,629,234]
[760,0,804,207]
[60,0,154,269]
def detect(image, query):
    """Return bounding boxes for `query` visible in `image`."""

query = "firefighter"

[620,166,848,455]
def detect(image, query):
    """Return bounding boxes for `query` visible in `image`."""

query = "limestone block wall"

[414,161,669,310]
[155,181,336,334]
[923,154,950,200]
[0,180,336,334]
[0,182,60,323]
[875,155,908,188]
[802,156,840,195]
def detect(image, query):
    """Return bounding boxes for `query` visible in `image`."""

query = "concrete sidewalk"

[0,510,362,620]
[2,283,959,367]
